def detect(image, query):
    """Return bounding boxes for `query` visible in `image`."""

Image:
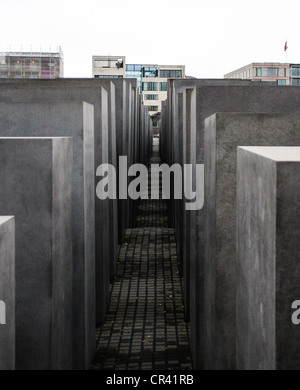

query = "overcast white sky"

[1,0,299,78]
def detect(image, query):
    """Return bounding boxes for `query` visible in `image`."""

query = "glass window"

[146,106,158,112]
[160,82,167,91]
[143,67,158,77]
[144,94,159,100]
[277,80,286,86]
[266,68,278,77]
[256,68,262,77]
[292,79,300,86]
[292,67,300,77]
[142,82,158,91]
[126,65,135,71]
[95,75,123,79]
[159,69,182,78]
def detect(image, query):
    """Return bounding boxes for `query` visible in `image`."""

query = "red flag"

[284,41,288,52]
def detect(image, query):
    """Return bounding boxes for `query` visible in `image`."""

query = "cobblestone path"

[91,144,193,370]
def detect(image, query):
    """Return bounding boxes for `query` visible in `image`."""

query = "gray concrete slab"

[0,82,110,327]
[0,216,15,371]
[164,80,300,369]
[0,137,72,370]
[0,101,95,370]
[107,82,118,279]
[204,113,300,370]
[163,79,266,345]
[237,146,300,370]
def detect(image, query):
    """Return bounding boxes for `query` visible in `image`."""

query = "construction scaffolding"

[0,46,64,79]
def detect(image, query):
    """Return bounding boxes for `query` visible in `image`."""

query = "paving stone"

[91,145,192,370]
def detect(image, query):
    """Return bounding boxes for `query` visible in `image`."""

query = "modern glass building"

[125,64,142,91]
[126,63,185,116]
[93,55,185,123]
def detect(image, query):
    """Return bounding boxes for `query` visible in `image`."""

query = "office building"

[92,55,185,122]
[126,64,185,118]
[92,56,125,79]
[224,62,290,85]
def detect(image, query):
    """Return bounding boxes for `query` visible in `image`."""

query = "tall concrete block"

[204,113,300,370]
[0,101,95,370]
[108,82,119,279]
[0,216,15,371]
[96,87,111,325]
[166,80,300,370]
[237,146,300,370]
[0,138,72,370]
[0,82,111,327]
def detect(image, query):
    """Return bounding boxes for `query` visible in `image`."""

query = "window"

[277,80,286,86]
[291,67,300,77]
[292,79,300,86]
[144,94,159,100]
[143,67,158,78]
[160,82,167,91]
[256,68,262,77]
[146,106,158,112]
[142,82,158,91]
[267,68,278,77]
[159,69,182,78]
[94,75,123,79]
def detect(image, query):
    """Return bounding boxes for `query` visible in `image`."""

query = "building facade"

[127,64,185,117]
[92,56,125,79]
[224,63,290,85]
[225,62,300,86]
[290,64,300,86]
[0,48,64,79]
[92,55,185,120]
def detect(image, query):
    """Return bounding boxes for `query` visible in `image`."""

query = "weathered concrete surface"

[162,80,300,369]
[162,80,270,366]
[0,81,110,328]
[237,146,300,370]
[107,82,118,279]
[0,101,95,370]
[0,138,72,370]
[204,113,300,370]
[0,216,15,371]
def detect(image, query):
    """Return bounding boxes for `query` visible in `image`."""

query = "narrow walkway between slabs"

[91,140,193,370]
